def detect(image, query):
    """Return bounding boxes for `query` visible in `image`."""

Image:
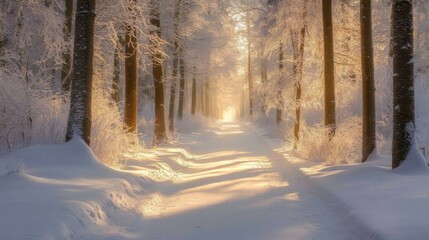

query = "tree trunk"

[247,16,253,117]
[240,85,245,119]
[204,80,210,117]
[260,45,267,114]
[124,0,138,133]
[168,0,182,131]
[199,78,204,114]
[293,0,308,146]
[391,0,415,168]
[276,43,283,125]
[61,0,74,92]
[168,56,179,130]
[112,35,123,104]
[361,0,376,162]
[150,0,167,143]
[178,57,185,119]
[191,66,197,115]
[65,0,96,145]
[322,0,336,135]
[0,3,4,64]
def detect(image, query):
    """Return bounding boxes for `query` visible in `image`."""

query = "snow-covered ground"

[0,120,428,239]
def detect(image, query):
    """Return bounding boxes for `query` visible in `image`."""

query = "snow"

[0,138,145,239]
[1,121,429,239]
[395,136,428,174]
[254,124,429,240]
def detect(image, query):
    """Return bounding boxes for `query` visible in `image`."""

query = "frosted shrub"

[0,68,142,167]
[0,67,65,150]
[295,121,330,162]
[326,117,362,165]
[296,116,362,165]
[90,88,142,167]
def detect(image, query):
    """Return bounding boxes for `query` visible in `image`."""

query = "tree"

[61,0,74,92]
[191,66,197,115]
[111,34,122,104]
[322,0,336,136]
[247,14,253,117]
[65,0,96,145]
[168,0,182,131]
[276,42,283,125]
[124,0,138,133]
[293,0,308,146]
[361,0,376,162]
[150,0,167,143]
[0,1,5,59]
[177,57,186,119]
[391,0,420,169]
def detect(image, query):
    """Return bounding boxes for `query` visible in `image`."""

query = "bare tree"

[293,0,308,146]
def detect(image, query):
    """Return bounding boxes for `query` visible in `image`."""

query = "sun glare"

[222,107,236,122]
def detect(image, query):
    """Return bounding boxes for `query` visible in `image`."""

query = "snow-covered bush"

[0,65,141,166]
[90,85,142,167]
[0,61,65,150]
[295,116,362,165]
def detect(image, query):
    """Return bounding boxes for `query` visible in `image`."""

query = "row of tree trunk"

[260,0,417,168]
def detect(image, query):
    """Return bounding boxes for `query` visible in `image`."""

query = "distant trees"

[65,0,96,145]
[1,0,428,171]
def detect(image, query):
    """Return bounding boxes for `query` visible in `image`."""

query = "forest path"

[134,121,358,240]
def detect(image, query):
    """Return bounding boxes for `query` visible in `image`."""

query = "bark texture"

[322,0,336,135]
[65,0,96,145]
[177,58,185,119]
[168,0,182,131]
[191,66,197,115]
[361,0,376,162]
[391,0,415,168]
[293,0,308,145]
[276,43,283,125]
[124,0,138,133]
[150,0,167,143]
[61,0,74,92]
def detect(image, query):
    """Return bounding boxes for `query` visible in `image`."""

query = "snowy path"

[135,122,358,240]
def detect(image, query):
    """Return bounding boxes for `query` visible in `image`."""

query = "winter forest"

[0,0,428,239]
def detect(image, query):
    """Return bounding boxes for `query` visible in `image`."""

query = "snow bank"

[292,154,429,240]
[0,138,144,240]
[253,122,429,239]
